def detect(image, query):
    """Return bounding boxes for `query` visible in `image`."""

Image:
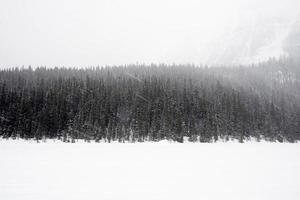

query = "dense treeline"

[0,58,300,142]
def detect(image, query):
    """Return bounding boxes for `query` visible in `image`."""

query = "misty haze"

[1,0,300,66]
[0,0,300,200]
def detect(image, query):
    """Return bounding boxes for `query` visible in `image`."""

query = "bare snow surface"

[0,140,299,200]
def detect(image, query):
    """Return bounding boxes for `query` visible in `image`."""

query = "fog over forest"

[0,0,300,143]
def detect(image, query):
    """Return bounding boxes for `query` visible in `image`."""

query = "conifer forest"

[0,58,299,142]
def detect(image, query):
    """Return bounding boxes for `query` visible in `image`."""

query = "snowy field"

[0,140,300,200]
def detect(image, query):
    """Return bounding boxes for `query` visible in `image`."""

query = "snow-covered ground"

[0,140,299,200]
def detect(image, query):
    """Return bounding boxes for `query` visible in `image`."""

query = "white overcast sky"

[0,0,299,68]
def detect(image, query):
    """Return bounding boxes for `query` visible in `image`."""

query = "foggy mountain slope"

[206,15,297,65]
[1,0,299,67]
[283,14,300,59]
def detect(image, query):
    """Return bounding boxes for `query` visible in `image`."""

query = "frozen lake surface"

[0,140,299,200]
